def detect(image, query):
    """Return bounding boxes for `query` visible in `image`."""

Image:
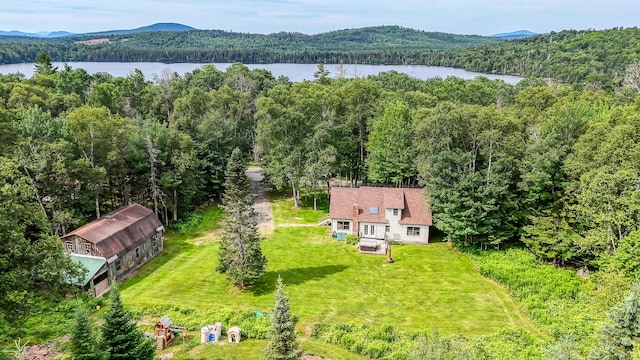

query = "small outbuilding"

[227,327,241,343]
[62,203,164,286]
[155,316,173,350]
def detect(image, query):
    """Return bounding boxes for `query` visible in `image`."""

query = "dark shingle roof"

[62,204,162,259]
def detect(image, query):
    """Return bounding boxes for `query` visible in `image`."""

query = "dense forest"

[3,43,640,357]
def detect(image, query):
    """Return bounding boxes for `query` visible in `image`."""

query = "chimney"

[352,204,359,236]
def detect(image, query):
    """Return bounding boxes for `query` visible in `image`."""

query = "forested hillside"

[440,27,640,86]
[0,25,501,65]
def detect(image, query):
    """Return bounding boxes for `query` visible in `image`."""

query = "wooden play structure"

[155,316,174,350]
[227,326,241,343]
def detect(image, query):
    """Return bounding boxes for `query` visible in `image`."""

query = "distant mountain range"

[0,22,197,38]
[1,22,535,41]
[491,30,537,40]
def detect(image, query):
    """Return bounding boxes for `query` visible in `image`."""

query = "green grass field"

[121,196,535,338]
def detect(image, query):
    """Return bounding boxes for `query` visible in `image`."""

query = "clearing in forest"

[121,193,535,336]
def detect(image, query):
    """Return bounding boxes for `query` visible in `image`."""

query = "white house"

[329,187,431,252]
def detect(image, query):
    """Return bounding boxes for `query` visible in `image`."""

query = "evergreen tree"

[101,286,155,360]
[589,282,640,360]
[70,303,106,360]
[262,276,300,360]
[216,147,266,287]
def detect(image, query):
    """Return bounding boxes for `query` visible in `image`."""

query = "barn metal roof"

[69,254,107,286]
[62,204,162,259]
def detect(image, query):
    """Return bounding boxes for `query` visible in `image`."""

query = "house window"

[364,224,369,236]
[370,225,375,236]
[337,221,350,230]
[370,206,378,214]
[83,243,91,255]
[66,241,74,252]
[407,227,421,236]
[115,259,122,271]
[385,225,390,233]
[136,247,140,259]
[393,209,399,216]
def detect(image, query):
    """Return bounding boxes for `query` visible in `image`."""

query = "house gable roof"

[329,187,431,225]
[62,203,162,259]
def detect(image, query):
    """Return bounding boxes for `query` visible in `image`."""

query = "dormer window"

[393,209,399,216]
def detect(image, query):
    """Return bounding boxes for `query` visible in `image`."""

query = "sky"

[1,0,639,36]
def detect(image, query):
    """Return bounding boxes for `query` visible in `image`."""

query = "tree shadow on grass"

[253,264,349,296]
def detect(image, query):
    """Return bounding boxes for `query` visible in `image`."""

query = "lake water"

[0,62,523,84]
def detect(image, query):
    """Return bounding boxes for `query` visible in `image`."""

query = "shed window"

[83,243,91,255]
[136,247,140,259]
[115,259,122,271]
[66,241,74,252]
[407,227,421,236]
[152,236,158,248]
[337,221,350,230]
[393,209,399,216]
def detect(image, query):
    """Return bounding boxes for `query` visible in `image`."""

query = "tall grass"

[471,247,607,353]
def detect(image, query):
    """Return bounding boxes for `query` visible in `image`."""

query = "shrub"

[344,234,359,245]
[170,212,203,234]
[363,339,391,358]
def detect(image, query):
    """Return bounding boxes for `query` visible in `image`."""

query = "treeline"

[0,43,455,66]
[439,27,640,87]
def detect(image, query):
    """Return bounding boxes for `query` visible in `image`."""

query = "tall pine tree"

[262,276,300,360]
[101,286,155,360]
[216,147,266,287]
[589,282,640,360]
[70,303,106,360]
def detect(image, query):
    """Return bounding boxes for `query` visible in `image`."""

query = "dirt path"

[246,166,275,234]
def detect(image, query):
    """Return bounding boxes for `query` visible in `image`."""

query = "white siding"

[384,208,404,241]
[331,219,352,235]
[359,222,385,240]
[398,224,430,244]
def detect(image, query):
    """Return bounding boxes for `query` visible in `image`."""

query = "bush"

[344,234,359,245]
[363,339,392,358]
[170,212,203,234]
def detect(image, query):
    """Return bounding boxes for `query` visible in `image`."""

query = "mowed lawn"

[121,198,535,336]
